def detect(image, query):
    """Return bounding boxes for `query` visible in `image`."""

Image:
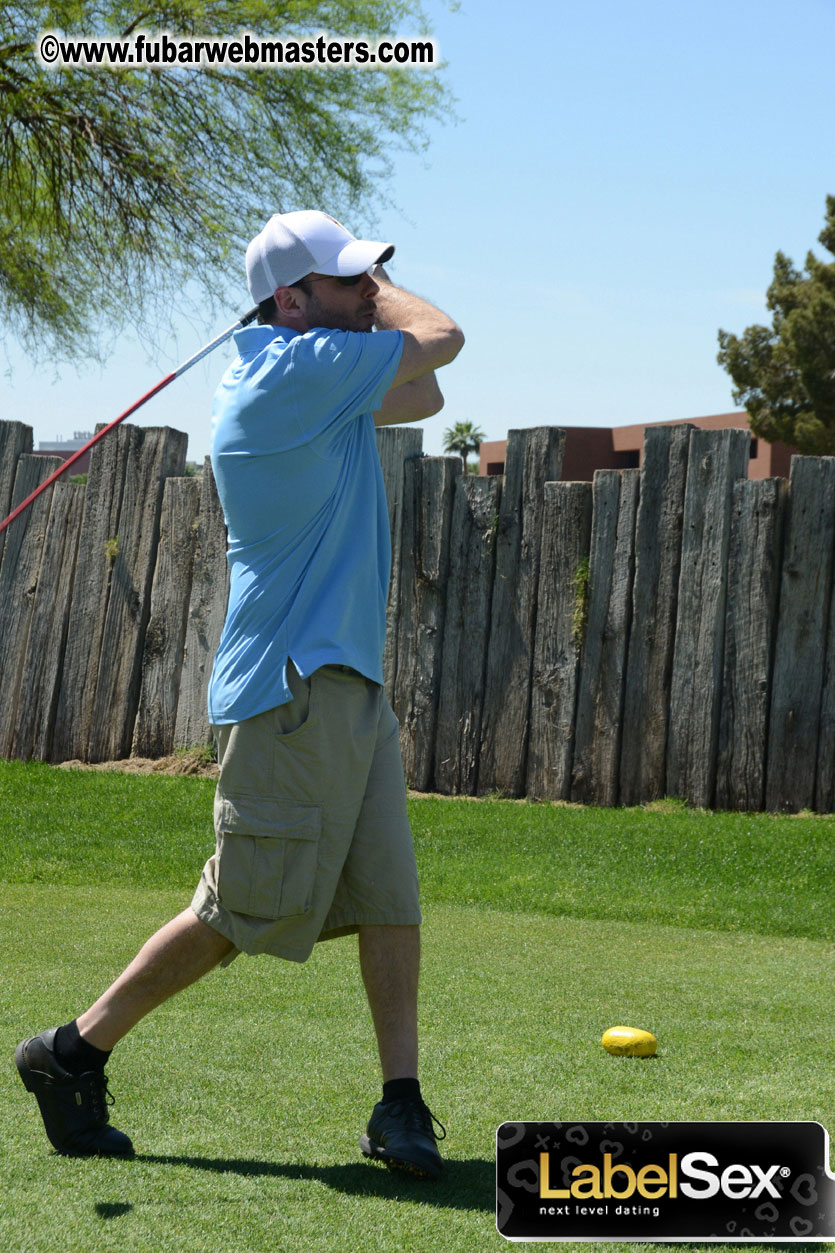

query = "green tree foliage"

[442,419,485,471]
[717,196,835,454]
[0,1,453,357]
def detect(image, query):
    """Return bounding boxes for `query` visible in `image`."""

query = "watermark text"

[37,30,437,69]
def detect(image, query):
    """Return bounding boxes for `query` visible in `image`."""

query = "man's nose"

[361,272,379,297]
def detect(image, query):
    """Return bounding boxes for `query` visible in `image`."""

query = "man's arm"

[374,371,445,427]
[372,266,464,427]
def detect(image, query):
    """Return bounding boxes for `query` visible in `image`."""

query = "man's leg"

[16,908,235,1156]
[358,923,419,1080]
[358,922,444,1179]
[77,908,235,1049]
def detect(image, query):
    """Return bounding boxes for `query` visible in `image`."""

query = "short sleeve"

[286,328,403,437]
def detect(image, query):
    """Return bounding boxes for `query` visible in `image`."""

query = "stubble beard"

[305,290,376,334]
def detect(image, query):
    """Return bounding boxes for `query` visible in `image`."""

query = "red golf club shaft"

[0,307,259,537]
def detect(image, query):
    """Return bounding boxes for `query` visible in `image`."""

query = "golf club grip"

[0,307,259,536]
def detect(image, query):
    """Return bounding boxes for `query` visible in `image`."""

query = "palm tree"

[442,420,486,473]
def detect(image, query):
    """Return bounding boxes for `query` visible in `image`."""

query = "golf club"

[0,306,260,537]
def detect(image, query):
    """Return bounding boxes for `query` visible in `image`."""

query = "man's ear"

[274,284,306,322]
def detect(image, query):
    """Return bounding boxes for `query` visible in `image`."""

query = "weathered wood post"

[766,456,835,812]
[0,455,63,757]
[478,427,565,795]
[815,475,835,812]
[527,480,593,801]
[52,424,186,761]
[376,426,424,706]
[52,424,133,762]
[433,474,502,794]
[133,476,201,757]
[619,424,691,805]
[571,468,639,806]
[393,455,461,791]
[0,421,33,570]
[715,477,786,811]
[666,428,750,807]
[174,458,230,749]
[11,481,85,761]
[86,426,188,761]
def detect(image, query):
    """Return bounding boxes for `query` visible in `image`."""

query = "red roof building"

[478,412,796,481]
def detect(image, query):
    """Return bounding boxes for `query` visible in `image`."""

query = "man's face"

[294,270,380,333]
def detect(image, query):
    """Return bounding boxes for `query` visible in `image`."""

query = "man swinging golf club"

[15,210,464,1180]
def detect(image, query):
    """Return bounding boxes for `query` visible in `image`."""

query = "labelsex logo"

[496,1122,835,1242]
[539,1150,785,1201]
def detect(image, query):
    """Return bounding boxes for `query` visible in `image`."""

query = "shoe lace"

[88,1071,115,1124]
[425,1106,446,1142]
[389,1099,447,1142]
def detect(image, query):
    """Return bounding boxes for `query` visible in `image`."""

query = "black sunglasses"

[294,271,369,289]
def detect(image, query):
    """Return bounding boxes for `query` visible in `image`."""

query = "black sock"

[54,1020,111,1073]
[382,1077,422,1105]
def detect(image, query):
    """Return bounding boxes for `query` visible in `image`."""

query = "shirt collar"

[232,323,302,354]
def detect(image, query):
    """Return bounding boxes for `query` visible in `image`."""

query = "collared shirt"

[207,322,404,725]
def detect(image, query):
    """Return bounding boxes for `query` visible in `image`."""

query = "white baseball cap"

[246,210,395,302]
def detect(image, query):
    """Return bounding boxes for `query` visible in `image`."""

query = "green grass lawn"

[1,761,833,1252]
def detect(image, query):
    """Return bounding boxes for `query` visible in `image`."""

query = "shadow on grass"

[95,1202,133,1220]
[136,1152,494,1212]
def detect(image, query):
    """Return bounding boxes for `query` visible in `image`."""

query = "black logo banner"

[496,1121,835,1242]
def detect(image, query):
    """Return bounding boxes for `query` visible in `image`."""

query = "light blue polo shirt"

[207,322,403,725]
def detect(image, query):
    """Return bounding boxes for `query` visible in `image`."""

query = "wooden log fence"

[0,455,64,758]
[715,477,786,812]
[571,468,639,807]
[765,456,835,812]
[666,428,751,808]
[133,475,201,758]
[173,458,229,750]
[526,481,592,801]
[477,427,565,796]
[618,423,691,804]
[10,479,86,762]
[1,416,834,812]
[434,473,502,795]
[394,455,461,791]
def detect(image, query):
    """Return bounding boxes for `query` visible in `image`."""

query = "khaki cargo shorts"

[191,663,421,962]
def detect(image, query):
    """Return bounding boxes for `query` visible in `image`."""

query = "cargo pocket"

[214,793,322,920]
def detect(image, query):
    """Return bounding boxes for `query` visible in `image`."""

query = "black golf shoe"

[360,1097,445,1180]
[14,1027,134,1157]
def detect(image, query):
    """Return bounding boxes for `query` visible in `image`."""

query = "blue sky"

[3,0,835,461]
